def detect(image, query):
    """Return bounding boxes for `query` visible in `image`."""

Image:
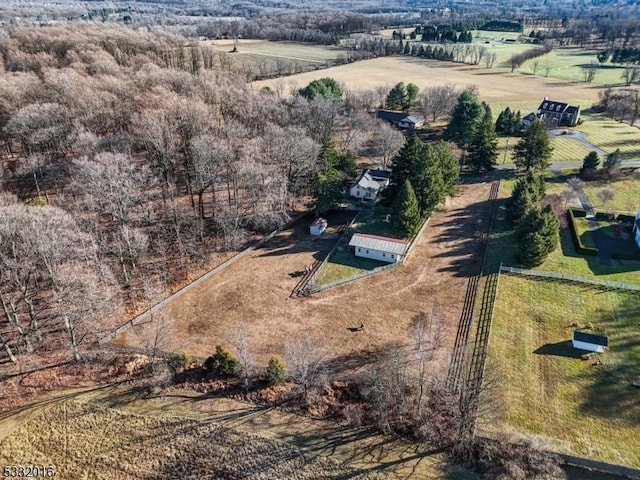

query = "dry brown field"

[116,180,494,372]
[252,56,600,107]
[0,384,477,479]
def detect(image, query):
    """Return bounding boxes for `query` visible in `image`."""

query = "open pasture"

[202,40,349,78]
[484,274,640,467]
[253,56,599,108]
[115,181,495,372]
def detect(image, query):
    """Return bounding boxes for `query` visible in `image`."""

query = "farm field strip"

[252,57,600,107]
[204,40,347,63]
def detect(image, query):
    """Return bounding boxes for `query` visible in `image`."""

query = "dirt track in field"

[117,180,494,372]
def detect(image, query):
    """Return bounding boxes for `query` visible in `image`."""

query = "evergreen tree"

[265,356,286,385]
[508,173,546,223]
[385,82,407,110]
[298,78,343,102]
[512,119,553,171]
[412,145,446,215]
[204,346,238,376]
[404,83,420,111]
[384,134,424,203]
[315,167,342,214]
[433,141,459,195]
[403,42,411,54]
[390,180,422,238]
[580,150,600,178]
[516,205,559,267]
[468,104,498,173]
[443,90,484,149]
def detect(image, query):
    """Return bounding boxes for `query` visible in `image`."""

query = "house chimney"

[544,96,549,101]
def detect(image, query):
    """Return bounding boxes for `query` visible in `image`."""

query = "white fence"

[500,265,640,292]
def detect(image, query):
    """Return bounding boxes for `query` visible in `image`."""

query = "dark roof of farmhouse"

[376,110,424,124]
[573,330,609,346]
[538,99,574,113]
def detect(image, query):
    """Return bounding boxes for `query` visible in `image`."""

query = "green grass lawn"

[496,135,593,166]
[313,207,399,286]
[574,217,596,249]
[314,246,386,286]
[484,274,640,467]
[579,171,640,213]
[485,172,640,285]
[576,113,640,160]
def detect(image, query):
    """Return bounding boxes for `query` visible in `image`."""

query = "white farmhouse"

[572,331,608,353]
[348,233,409,264]
[349,170,389,200]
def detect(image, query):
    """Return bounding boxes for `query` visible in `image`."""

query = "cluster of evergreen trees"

[601,48,640,65]
[386,136,459,237]
[399,40,456,61]
[478,20,523,32]
[495,107,522,135]
[444,90,498,173]
[420,26,473,43]
[385,82,419,111]
[508,174,559,267]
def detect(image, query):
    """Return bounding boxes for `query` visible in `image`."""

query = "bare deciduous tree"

[285,334,327,398]
[596,187,615,206]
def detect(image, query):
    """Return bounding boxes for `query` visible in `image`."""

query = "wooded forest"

[0,24,409,368]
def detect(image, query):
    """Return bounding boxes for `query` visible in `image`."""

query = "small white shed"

[310,217,328,236]
[572,331,608,353]
[348,233,408,264]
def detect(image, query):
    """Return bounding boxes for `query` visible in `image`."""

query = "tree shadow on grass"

[534,340,585,359]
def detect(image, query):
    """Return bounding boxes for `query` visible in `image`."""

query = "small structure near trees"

[349,232,408,263]
[309,217,328,236]
[376,109,425,130]
[572,331,608,353]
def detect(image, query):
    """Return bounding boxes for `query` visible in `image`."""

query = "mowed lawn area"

[496,135,593,165]
[483,274,640,467]
[581,173,640,212]
[485,173,640,285]
[576,113,640,160]
[314,208,397,286]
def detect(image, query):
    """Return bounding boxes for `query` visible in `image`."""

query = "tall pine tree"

[390,180,422,238]
[512,119,553,171]
[443,90,484,149]
[385,82,407,111]
[468,104,498,173]
[384,134,424,204]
